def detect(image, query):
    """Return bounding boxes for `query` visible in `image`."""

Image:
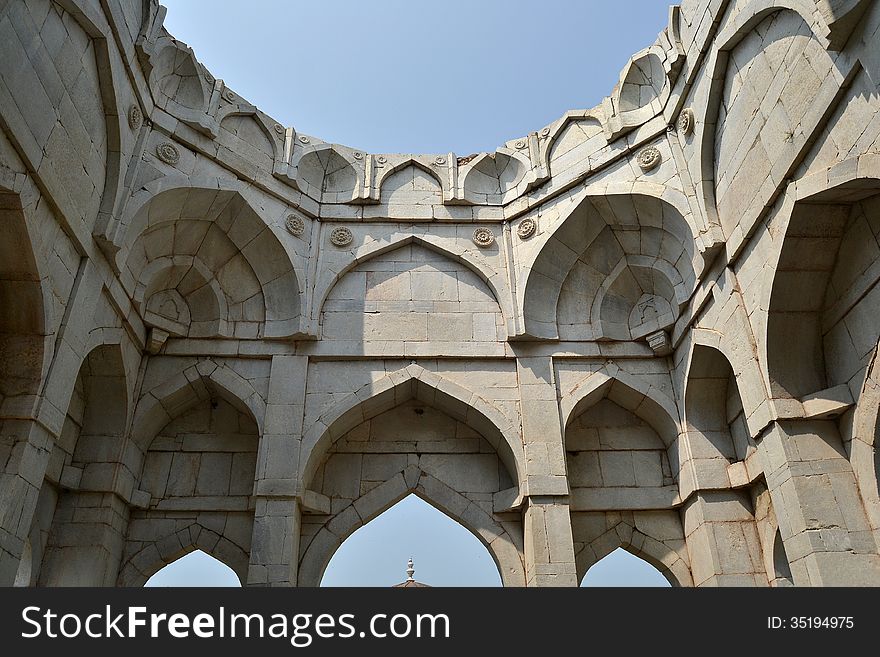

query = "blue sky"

[148,0,672,588]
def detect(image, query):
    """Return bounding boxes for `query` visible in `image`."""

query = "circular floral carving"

[677,108,695,137]
[540,126,551,138]
[204,72,214,83]
[298,135,310,144]
[330,226,353,247]
[127,105,142,131]
[517,217,537,240]
[285,213,305,237]
[376,155,388,166]
[472,227,495,248]
[223,88,236,102]
[274,123,285,135]
[637,146,662,172]
[514,139,527,149]
[434,156,446,165]
[155,142,180,165]
[353,151,363,160]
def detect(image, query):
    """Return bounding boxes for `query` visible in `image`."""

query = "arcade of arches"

[2,0,880,587]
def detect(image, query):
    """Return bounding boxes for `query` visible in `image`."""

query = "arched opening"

[117,368,259,587]
[298,370,525,587]
[145,550,241,587]
[39,344,130,586]
[0,188,45,428]
[321,494,502,587]
[767,182,880,399]
[682,345,752,495]
[581,547,671,587]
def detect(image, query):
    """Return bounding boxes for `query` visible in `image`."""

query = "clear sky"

[148,0,673,588]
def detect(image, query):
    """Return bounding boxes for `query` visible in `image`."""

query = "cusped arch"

[118,523,248,587]
[313,234,512,331]
[300,364,523,488]
[115,178,304,338]
[299,469,525,587]
[576,522,692,587]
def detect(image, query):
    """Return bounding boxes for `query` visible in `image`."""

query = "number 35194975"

[768,617,854,629]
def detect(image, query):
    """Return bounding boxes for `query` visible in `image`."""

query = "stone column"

[247,355,307,586]
[760,418,880,585]
[37,491,130,586]
[523,496,578,586]
[680,490,767,586]
[517,356,577,586]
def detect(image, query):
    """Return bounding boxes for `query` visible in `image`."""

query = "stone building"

[1,0,879,587]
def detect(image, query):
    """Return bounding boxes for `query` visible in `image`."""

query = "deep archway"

[321,494,502,587]
[581,547,672,587]
[145,550,241,587]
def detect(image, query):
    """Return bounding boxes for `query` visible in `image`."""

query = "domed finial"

[406,557,415,581]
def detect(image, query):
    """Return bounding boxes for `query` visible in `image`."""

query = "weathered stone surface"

[2,0,880,589]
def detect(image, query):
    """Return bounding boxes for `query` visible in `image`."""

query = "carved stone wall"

[1,0,880,586]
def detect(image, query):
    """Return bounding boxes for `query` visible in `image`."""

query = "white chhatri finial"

[406,557,415,581]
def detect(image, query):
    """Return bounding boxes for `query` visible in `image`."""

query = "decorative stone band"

[637,146,662,172]
[285,213,305,237]
[472,227,495,247]
[517,218,537,240]
[330,226,353,247]
[155,142,180,165]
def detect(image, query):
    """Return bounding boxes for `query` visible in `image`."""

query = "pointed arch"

[0,185,48,420]
[299,467,525,587]
[294,144,361,202]
[519,190,700,340]
[131,359,265,455]
[113,177,304,338]
[461,149,529,204]
[560,364,680,449]
[764,164,880,399]
[374,157,448,201]
[312,234,512,329]
[698,0,839,237]
[300,363,523,489]
[118,521,248,586]
[572,511,692,586]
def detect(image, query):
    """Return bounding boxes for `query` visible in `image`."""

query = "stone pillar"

[38,491,130,586]
[517,356,577,586]
[759,418,880,585]
[0,420,52,585]
[247,355,307,586]
[681,490,768,586]
[523,496,578,586]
